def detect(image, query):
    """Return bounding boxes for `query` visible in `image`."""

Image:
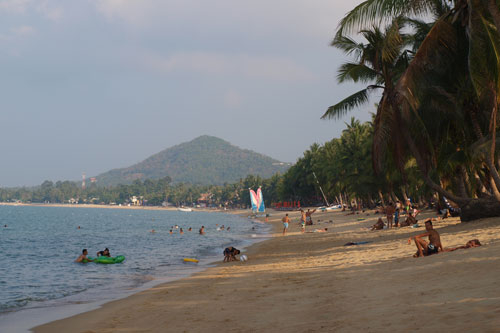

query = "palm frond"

[337,62,380,83]
[336,0,434,37]
[396,17,458,114]
[321,86,380,120]
[331,35,364,59]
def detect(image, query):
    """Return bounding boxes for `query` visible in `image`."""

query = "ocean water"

[0,205,268,330]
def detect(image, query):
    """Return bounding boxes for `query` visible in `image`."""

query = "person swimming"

[180,228,184,234]
[199,226,205,235]
[97,248,111,257]
[75,249,93,263]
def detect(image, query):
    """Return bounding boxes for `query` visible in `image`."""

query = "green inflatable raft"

[85,255,125,264]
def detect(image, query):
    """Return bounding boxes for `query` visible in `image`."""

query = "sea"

[0,205,269,332]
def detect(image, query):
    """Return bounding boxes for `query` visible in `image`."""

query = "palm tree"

[328,0,500,220]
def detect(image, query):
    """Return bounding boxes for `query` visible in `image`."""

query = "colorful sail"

[257,187,265,212]
[249,189,259,212]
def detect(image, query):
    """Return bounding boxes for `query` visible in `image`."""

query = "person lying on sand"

[371,218,385,231]
[408,220,443,257]
[223,247,240,262]
[444,239,481,252]
[75,249,93,263]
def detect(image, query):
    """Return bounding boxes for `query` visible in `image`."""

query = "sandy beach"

[33,209,500,332]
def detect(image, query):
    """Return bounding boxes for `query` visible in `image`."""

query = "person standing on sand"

[282,214,290,236]
[306,209,316,225]
[300,209,306,232]
[408,220,443,257]
[385,203,395,228]
[394,201,400,227]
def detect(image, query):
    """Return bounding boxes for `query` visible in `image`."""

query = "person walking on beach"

[282,213,290,236]
[385,203,395,228]
[75,249,93,263]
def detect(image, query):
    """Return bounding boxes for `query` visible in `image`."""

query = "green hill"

[95,135,290,186]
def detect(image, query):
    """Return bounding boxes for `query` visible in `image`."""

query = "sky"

[0,0,374,187]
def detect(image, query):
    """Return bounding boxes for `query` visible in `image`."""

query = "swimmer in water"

[77,226,81,229]
[180,228,184,234]
[199,226,205,235]
[227,227,230,231]
[151,229,156,233]
[188,227,192,232]
[97,248,111,257]
[75,249,93,263]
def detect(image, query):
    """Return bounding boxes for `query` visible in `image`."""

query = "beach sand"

[33,209,500,332]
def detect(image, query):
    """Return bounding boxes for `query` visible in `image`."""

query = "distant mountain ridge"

[95,135,290,186]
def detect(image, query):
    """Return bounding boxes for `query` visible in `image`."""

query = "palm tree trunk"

[378,190,386,207]
[469,105,500,201]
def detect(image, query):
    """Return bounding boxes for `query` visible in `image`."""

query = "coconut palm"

[328,0,500,220]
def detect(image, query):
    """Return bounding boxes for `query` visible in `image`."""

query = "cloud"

[223,90,243,109]
[93,0,359,38]
[10,25,35,36]
[0,0,30,13]
[0,0,63,20]
[142,51,316,82]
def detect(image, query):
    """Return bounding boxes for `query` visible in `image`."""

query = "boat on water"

[177,207,193,212]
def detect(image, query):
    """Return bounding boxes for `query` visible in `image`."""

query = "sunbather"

[408,219,443,257]
[371,218,385,231]
[444,239,481,252]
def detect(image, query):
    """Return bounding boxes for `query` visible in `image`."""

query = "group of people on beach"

[75,247,111,263]
[371,200,420,230]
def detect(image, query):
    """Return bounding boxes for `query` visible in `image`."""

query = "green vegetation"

[319,0,500,221]
[96,135,289,186]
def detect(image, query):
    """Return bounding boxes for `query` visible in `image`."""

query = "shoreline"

[0,201,248,214]
[31,208,500,332]
[0,206,270,332]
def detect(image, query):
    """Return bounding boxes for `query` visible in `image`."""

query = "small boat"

[177,207,193,212]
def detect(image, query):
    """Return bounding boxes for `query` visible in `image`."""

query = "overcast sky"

[0,0,374,187]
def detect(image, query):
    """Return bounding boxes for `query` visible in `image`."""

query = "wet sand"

[33,209,500,332]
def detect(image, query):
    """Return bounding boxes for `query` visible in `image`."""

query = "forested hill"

[95,135,290,186]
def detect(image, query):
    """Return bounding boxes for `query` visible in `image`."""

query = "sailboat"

[249,187,267,217]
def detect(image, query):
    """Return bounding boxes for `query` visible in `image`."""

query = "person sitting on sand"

[408,219,443,257]
[444,239,481,252]
[97,248,111,257]
[223,247,240,262]
[371,218,385,231]
[199,226,205,235]
[75,249,93,263]
[400,212,416,227]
